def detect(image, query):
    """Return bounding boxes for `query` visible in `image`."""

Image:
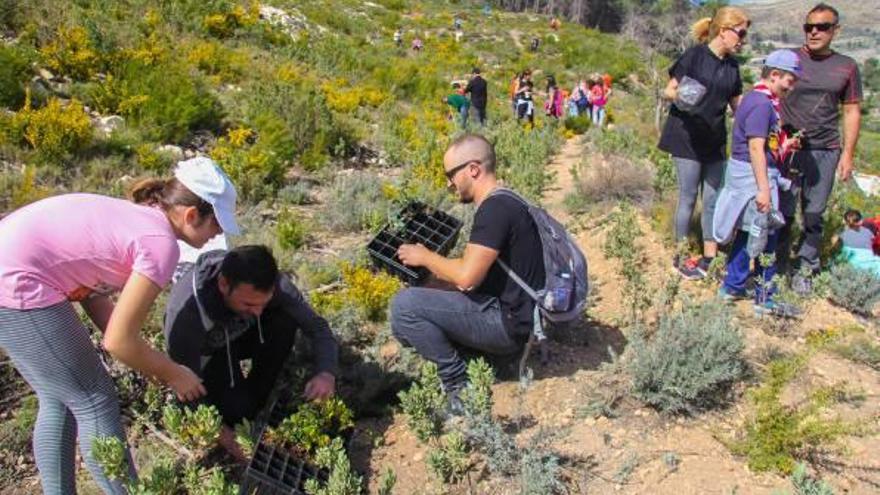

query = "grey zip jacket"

[164,250,338,387]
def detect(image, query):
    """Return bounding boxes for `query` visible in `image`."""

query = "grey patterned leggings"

[0,302,134,494]
[674,157,725,243]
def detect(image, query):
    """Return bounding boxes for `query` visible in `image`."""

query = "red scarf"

[751,82,796,166]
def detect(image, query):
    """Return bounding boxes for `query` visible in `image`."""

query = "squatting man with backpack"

[391,134,586,413]
[164,245,339,460]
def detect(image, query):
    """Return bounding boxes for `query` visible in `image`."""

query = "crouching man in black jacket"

[164,245,338,459]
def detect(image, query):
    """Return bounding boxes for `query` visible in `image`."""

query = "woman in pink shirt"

[0,157,238,494]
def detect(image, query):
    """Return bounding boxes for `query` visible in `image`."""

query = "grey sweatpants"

[0,302,134,494]
[776,149,841,274]
[674,157,725,243]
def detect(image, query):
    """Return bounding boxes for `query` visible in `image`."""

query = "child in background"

[712,50,804,318]
[838,209,880,276]
[589,74,607,127]
[516,80,535,125]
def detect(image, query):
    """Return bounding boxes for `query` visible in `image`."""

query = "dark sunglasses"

[803,22,836,33]
[445,159,479,180]
[725,27,748,39]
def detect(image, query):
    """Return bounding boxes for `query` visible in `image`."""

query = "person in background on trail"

[530,36,540,52]
[550,17,561,30]
[164,245,338,462]
[0,157,239,494]
[775,3,864,294]
[712,50,803,318]
[589,74,608,127]
[576,78,591,116]
[465,67,488,127]
[444,82,471,129]
[390,134,545,414]
[515,79,535,126]
[545,76,564,119]
[602,73,613,99]
[454,16,463,31]
[412,36,423,52]
[510,71,525,116]
[658,6,750,281]
[393,28,403,48]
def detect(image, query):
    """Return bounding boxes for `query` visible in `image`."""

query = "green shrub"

[460,358,494,419]
[790,462,834,495]
[40,25,104,80]
[95,59,224,143]
[519,446,564,495]
[728,355,859,474]
[12,95,93,163]
[276,208,309,251]
[0,395,38,464]
[830,334,880,371]
[265,398,354,459]
[604,202,651,321]
[162,404,222,455]
[491,120,563,203]
[427,432,471,483]
[92,436,129,482]
[0,44,34,109]
[303,437,363,495]
[398,362,446,442]
[324,171,394,233]
[565,155,653,212]
[628,299,746,414]
[563,114,590,135]
[314,264,400,322]
[821,263,880,316]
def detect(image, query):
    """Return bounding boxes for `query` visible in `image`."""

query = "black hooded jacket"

[163,250,338,385]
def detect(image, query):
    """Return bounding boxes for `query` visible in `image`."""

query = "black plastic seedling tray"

[367,201,463,284]
[240,399,349,495]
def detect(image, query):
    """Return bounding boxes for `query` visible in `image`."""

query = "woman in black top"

[658,6,750,280]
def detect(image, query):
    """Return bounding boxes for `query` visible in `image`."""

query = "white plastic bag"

[675,76,707,113]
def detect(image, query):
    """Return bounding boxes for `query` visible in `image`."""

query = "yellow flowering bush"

[13,93,92,163]
[312,263,401,322]
[322,82,390,114]
[186,40,247,83]
[203,2,259,38]
[40,26,102,80]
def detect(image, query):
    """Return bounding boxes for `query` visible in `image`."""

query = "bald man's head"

[445,133,496,174]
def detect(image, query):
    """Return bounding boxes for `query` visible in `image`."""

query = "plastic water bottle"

[747,210,785,259]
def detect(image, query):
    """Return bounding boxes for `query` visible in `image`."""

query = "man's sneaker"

[791,274,813,297]
[717,286,748,302]
[754,300,803,319]
[675,257,705,280]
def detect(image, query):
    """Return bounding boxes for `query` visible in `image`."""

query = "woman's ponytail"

[129,178,169,207]
[691,17,712,43]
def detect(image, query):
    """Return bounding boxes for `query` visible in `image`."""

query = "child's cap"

[764,50,803,79]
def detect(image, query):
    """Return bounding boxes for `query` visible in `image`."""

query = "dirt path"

[508,29,524,51]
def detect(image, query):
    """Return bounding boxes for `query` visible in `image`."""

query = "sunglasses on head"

[803,22,836,33]
[445,159,479,180]
[725,27,748,39]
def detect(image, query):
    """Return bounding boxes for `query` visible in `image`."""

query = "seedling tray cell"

[367,201,463,284]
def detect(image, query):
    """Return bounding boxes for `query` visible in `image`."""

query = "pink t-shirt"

[0,194,180,309]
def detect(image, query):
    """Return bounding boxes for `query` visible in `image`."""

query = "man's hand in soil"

[397,243,432,267]
[303,371,336,401]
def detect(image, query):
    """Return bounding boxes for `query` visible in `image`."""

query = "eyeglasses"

[803,22,837,33]
[444,159,478,180]
[725,27,748,39]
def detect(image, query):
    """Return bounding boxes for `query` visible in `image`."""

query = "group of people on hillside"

[663,3,863,318]
[509,69,612,127]
[443,67,489,128]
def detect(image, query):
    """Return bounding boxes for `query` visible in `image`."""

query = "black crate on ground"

[367,201,463,284]
[239,399,352,495]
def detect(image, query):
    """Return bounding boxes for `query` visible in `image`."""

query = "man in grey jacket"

[164,244,338,458]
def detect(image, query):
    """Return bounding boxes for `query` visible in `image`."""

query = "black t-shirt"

[465,76,488,108]
[468,194,545,338]
[658,44,743,162]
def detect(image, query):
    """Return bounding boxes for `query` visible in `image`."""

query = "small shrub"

[519,446,564,495]
[822,263,880,316]
[40,26,103,80]
[162,404,222,455]
[464,415,518,475]
[335,264,400,322]
[276,208,309,251]
[831,335,880,370]
[460,358,494,419]
[264,398,354,459]
[628,299,746,414]
[604,203,651,320]
[565,155,653,212]
[12,94,93,163]
[303,437,363,495]
[0,44,34,109]
[234,419,255,458]
[134,143,176,172]
[398,362,446,442]
[324,172,393,233]
[728,355,859,474]
[563,114,591,134]
[790,462,834,495]
[203,2,259,38]
[185,40,248,83]
[491,120,563,203]
[92,436,129,482]
[182,465,238,495]
[427,432,471,483]
[377,467,397,495]
[278,181,314,205]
